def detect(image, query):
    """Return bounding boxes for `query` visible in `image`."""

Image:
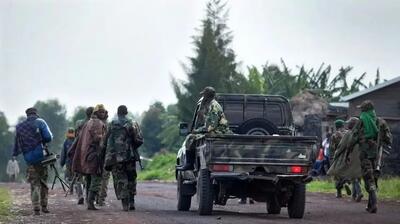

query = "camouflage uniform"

[97,169,110,205]
[194,99,230,134]
[26,165,48,211]
[105,112,143,211]
[351,100,392,213]
[330,120,351,198]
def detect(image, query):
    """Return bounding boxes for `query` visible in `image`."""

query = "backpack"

[106,119,134,166]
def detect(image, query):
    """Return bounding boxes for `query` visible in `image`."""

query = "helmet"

[334,119,345,128]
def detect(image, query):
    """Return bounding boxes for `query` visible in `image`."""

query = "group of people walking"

[326,100,392,213]
[13,104,143,215]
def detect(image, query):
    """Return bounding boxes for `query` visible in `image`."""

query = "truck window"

[245,103,264,121]
[223,102,243,124]
[265,104,283,126]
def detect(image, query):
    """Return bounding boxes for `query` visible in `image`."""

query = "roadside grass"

[137,153,176,181]
[308,177,400,200]
[0,187,11,221]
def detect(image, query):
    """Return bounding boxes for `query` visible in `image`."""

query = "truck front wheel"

[266,195,281,214]
[177,172,192,211]
[288,183,306,219]
[197,169,213,215]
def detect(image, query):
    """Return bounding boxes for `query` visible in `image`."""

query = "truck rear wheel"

[288,183,306,219]
[266,195,281,214]
[197,169,213,215]
[177,173,192,211]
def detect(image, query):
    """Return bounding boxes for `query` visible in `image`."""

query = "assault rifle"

[131,145,143,170]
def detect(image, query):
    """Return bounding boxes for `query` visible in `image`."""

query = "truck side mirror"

[179,122,189,136]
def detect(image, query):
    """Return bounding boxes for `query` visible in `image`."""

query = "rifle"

[132,145,143,170]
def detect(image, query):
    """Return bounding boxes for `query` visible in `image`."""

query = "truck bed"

[202,134,317,166]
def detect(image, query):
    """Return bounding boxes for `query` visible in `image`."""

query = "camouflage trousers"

[97,170,111,203]
[111,161,137,200]
[359,149,378,192]
[85,174,102,195]
[26,165,48,210]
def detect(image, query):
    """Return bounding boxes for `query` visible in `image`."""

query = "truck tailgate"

[204,135,317,165]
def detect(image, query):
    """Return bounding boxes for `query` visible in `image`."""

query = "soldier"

[97,110,111,206]
[71,104,107,210]
[60,128,85,204]
[12,107,53,215]
[351,100,392,213]
[330,119,351,198]
[104,105,144,211]
[178,86,230,171]
[68,107,94,205]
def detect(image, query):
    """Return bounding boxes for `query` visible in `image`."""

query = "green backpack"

[105,119,134,168]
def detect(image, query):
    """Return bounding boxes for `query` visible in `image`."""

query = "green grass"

[0,187,11,221]
[308,177,400,200]
[137,153,176,181]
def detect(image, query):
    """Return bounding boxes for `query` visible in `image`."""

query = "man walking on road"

[6,156,20,182]
[12,107,53,215]
[71,104,107,210]
[104,105,144,211]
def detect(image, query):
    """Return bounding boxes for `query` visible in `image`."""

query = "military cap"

[93,104,106,113]
[200,86,216,98]
[334,119,345,128]
[25,107,38,115]
[357,100,374,112]
[67,127,75,133]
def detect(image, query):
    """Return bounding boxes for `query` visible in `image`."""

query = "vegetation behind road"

[0,187,11,221]
[308,177,400,200]
[137,153,176,181]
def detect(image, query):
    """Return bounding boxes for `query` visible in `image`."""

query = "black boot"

[122,198,129,211]
[87,191,98,210]
[176,150,195,171]
[336,189,342,198]
[129,197,135,210]
[366,190,377,213]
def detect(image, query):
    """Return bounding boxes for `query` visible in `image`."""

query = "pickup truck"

[176,94,316,219]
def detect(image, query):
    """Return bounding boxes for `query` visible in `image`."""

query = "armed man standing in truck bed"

[179,86,231,171]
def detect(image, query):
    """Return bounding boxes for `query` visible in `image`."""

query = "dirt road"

[2,182,400,224]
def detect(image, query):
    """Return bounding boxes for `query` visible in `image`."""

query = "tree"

[0,112,15,181]
[33,99,68,152]
[172,0,246,121]
[140,102,166,156]
[70,106,87,128]
[158,104,185,152]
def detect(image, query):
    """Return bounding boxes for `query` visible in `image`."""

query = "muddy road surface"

[2,182,400,224]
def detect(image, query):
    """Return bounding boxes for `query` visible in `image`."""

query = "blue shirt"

[13,115,53,157]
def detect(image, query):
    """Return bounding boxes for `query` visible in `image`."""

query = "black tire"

[266,195,281,214]
[237,118,278,135]
[197,169,213,215]
[288,184,306,219]
[177,173,192,211]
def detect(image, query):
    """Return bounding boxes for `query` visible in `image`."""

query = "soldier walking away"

[60,128,84,204]
[104,105,144,211]
[12,107,53,215]
[68,106,94,205]
[351,100,392,213]
[330,119,351,198]
[97,110,111,206]
[70,104,107,210]
[178,86,231,171]
[6,156,20,182]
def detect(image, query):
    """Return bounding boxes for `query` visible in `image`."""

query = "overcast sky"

[1,0,399,125]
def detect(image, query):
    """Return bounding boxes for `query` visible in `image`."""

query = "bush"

[138,153,176,181]
[308,177,400,200]
[0,187,11,221]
